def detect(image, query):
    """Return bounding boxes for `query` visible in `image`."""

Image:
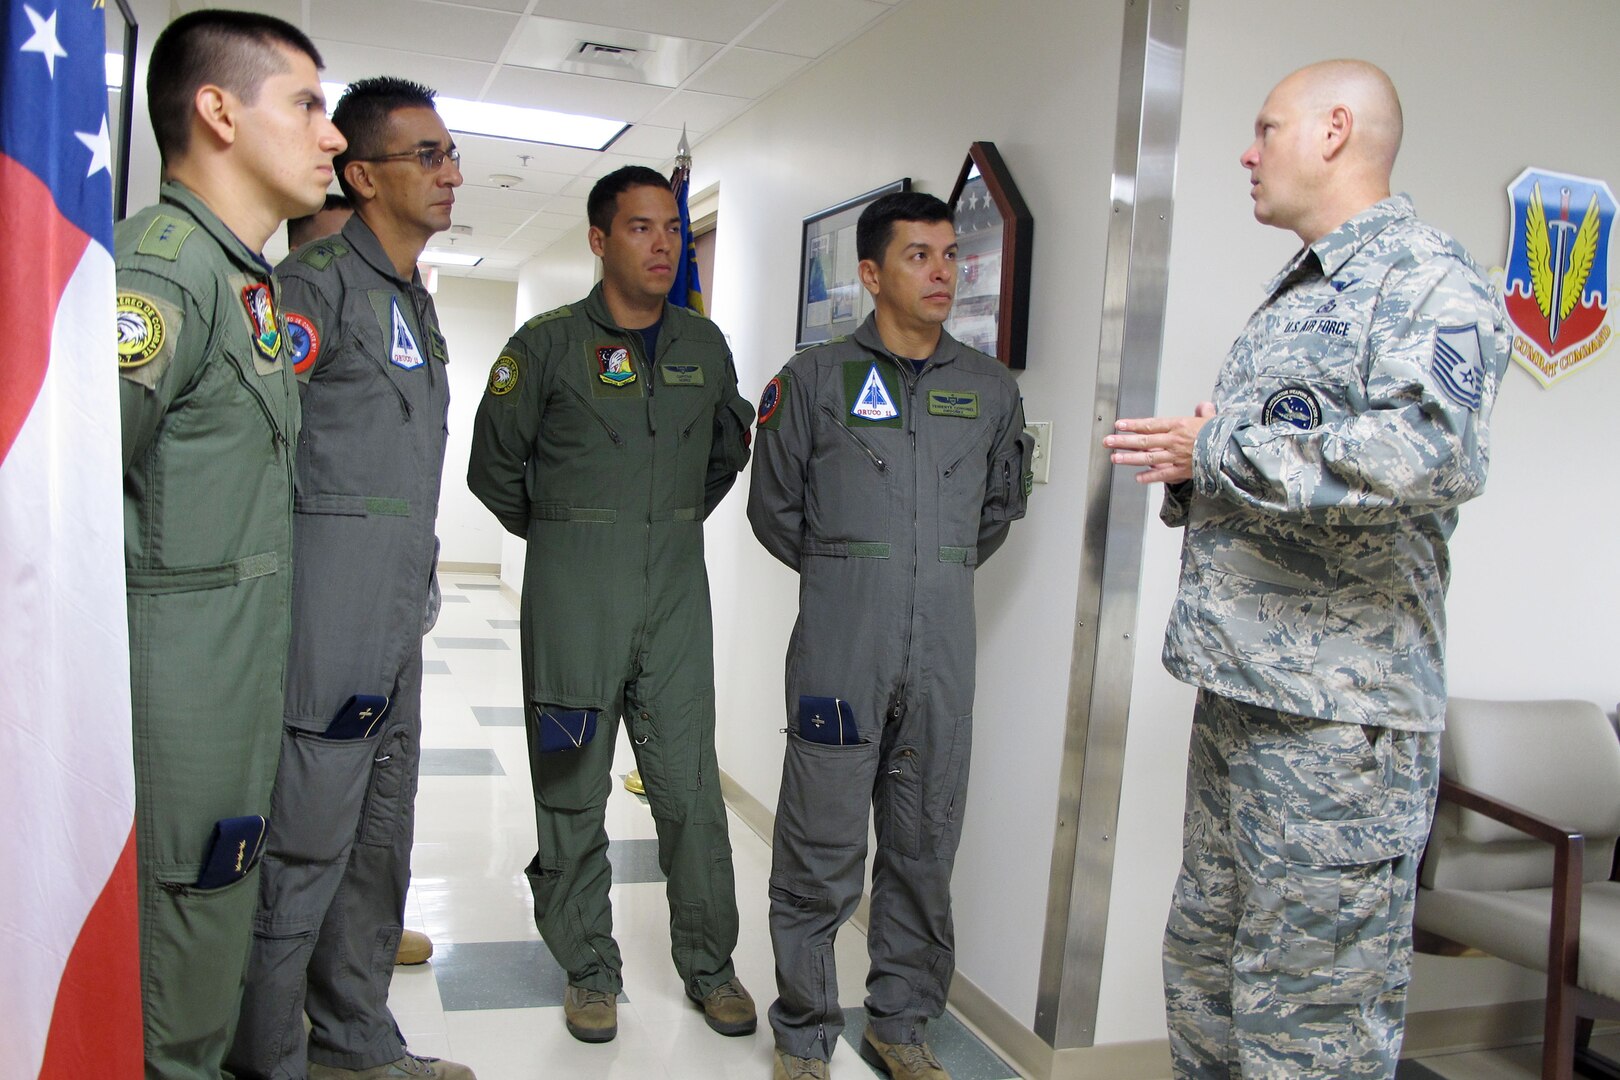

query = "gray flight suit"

[1157,196,1509,1079]
[117,181,298,1080]
[466,283,753,999]
[228,216,450,1079]
[747,316,1033,1060]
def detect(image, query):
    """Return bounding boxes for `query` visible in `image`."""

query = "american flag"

[1,1,142,1075]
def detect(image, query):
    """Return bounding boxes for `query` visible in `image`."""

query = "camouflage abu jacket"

[1161,195,1509,731]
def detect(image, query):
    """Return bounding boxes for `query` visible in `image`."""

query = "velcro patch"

[297,239,348,270]
[1261,386,1322,429]
[134,215,194,261]
[758,373,788,429]
[487,354,519,396]
[522,305,570,331]
[843,361,901,427]
[927,390,979,418]
[597,345,636,386]
[117,291,181,388]
[661,363,704,386]
[286,312,320,376]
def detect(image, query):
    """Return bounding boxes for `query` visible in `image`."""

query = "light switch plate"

[1025,421,1052,484]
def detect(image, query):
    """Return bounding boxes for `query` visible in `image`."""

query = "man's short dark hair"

[147,10,323,164]
[286,192,352,248]
[857,191,954,265]
[587,166,671,234]
[330,77,439,199]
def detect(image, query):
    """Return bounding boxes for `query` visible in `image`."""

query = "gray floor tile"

[439,594,471,604]
[422,659,451,675]
[420,748,505,776]
[433,939,629,1011]
[434,637,510,651]
[487,619,520,630]
[472,705,525,727]
[840,1006,1016,1080]
[608,838,666,884]
[456,582,503,591]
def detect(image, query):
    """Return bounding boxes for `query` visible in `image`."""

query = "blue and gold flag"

[668,128,704,315]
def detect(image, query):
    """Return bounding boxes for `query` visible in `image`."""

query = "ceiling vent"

[575,41,639,68]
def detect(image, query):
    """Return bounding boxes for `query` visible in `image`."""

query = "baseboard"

[438,561,500,575]
[1401,999,1546,1057]
[716,769,1173,1080]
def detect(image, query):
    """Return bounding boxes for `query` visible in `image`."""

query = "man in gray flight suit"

[468,166,756,1045]
[1106,61,1509,1079]
[116,12,345,1078]
[749,191,1033,1080]
[227,79,474,1080]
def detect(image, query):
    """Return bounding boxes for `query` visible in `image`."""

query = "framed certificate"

[796,178,910,349]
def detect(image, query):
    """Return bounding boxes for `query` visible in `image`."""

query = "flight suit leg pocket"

[776,733,878,854]
[879,745,924,861]
[528,702,613,811]
[924,713,974,857]
[270,724,382,862]
[145,868,261,1056]
[359,726,414,848]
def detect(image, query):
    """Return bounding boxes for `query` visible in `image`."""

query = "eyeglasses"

[361,146,461,171]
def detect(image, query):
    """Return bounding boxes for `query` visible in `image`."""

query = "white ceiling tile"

[504,0,778,45]
[175,0,303,22]
[482,66,669,122]
[685,46,808,98]
[311,1,519,64]
[428,0,531,12]
[506,16,721,89]
[740,0,894,58]
[525,211,584,232]
[604,123,697,160]
[447,133,603,174]
[313,40,495,99]
[642,90,751,132]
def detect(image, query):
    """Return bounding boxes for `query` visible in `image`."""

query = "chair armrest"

[1435,776,1586,996]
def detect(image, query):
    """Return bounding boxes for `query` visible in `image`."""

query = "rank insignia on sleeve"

[285,312,320,375]
[487,354,519,396]
[758,375,786,428]
[240,283,282,361]
[1261,386,1322,429]
[597,345,637,386]
[927,390,979,418]
[116,293,165,369]
[1433,325,1485,410]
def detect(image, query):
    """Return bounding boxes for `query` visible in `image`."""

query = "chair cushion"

[1415,881,1620,999]
[1443,699,1620,843]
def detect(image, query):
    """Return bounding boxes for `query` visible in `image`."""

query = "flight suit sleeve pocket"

[1234,813,1407,1005]
[528,701,613,811]
[270,724,383,862]
[984,430,1036,525]
[776,733,878,853]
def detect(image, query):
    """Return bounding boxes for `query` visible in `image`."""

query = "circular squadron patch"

[116,294,165,368]
[757,377,782,426]
[487,354,519,396]
[1261,386,1322,429]
[286,312,320,375]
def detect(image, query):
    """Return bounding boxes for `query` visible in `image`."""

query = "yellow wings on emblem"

[1563,193,1601,322]
[1525,182,1553,320]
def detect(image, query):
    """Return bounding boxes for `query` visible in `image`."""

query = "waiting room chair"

[1414,697,1620,1080]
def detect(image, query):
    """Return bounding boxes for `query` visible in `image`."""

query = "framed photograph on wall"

[796,178,910,349]
[944,142,1033,368]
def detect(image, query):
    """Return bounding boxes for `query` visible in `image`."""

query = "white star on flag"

[21,5,69,78]
[77,115,111,177]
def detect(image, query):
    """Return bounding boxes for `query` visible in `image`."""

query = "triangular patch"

[850,363,899,421]
[389,298,424,369]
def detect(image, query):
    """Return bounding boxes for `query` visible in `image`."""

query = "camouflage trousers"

[1163,691,1440,1079]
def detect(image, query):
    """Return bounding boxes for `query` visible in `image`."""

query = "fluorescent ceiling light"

[106,53,123,89]
[322,83,626,151]
[419,249,483,267]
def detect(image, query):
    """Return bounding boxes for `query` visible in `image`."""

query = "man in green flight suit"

[115,10,344,1079]
[468,165,756,1045]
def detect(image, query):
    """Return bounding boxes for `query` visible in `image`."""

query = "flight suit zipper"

[228,354,291,461]
[819,405,887,471]
[559,380,625,446]
[355,331,414,420]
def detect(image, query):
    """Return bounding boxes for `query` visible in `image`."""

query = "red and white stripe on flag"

[2,1,142,1075]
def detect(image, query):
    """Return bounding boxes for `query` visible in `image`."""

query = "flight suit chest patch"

[927,390,979,418]
[240,282,285,373]
[842,360,902,428]
[586,339,643,398]
[368,292,425,370]
[660,363,704,386]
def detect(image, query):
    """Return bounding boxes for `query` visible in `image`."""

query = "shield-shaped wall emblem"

[1503,167,1615,388]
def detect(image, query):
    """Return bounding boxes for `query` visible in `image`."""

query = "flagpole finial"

[675,125,691,170]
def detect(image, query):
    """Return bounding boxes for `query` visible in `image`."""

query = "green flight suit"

[467,283,752,998]
[117,181,298,1080]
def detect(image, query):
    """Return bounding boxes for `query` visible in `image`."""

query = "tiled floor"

[393,573,1019,1080]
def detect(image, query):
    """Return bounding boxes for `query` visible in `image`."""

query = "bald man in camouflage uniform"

[1107,61,1509,1078]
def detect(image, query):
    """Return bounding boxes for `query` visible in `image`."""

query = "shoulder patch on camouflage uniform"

[297,239,348,271]
[116,291,181,388]
[521,305,571,331]
[487,354,519,396]
[758,372,789,429]
[134,215,195,261]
